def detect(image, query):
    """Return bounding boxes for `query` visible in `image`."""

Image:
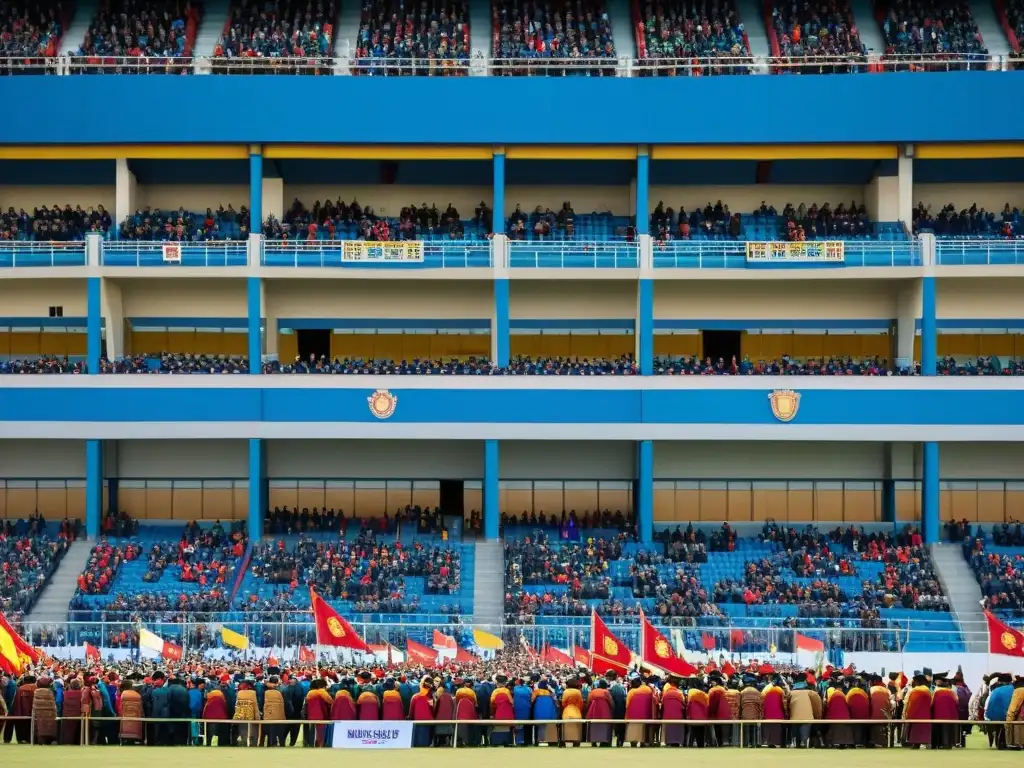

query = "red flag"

[0,612,40,674]
[407,639,436,666]
[758,663,775,676]
[572,645,592,668]
[310,587,370,652]
[795,633,825,652]
[639,611,696,676]
[730,629,745,649]
[701,632,716,650]
[84,642,100,662]
[162,641,183,662]
[298,645,315,663]
[722,661,737,677]
[432,629,457,650]
[590,610,632,675]
[704,661,718,673]
[454,646,477,663]
[896,672,908,690]
[986,610,1024,657]
[540,645,574,666]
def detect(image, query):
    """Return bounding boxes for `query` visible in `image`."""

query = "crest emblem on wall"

[367,389,398,419]
[768,390,801,422]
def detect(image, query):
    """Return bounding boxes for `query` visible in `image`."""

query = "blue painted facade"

[2,74,1024,143]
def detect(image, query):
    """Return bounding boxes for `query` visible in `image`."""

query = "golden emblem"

[327,617,346,638]
[768,389,801,422]
[654,638,671,658]
[603,637,619,656]
[1002,631,1017,650]
[367,389,398,419]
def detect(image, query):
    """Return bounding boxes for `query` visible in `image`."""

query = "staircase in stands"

[26,540,93,625]
[929,542,988,653]
[471,539,504,628]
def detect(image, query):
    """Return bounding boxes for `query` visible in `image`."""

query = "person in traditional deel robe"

[708,673,729,747]
[985,673,1013,749]
[824,676,853,748]
[357,679,381,720]
[381,678,405,721]
[31,676,59,745]
[868,675,893,748]
[1006,676,1024,749]
[761,676,788,748]
[789,678,821,748]
[625,674,654,747]
[167,674,190,747]
[409,677,435,748]
[845,678,871,748]
[476,676,495,746]
[513,677,534,746]
[953,670,971,748]
[930,673,960,749]
[887,673,905,747]
[455,678,480,746]
[586,678,614,746]
[303,678,334,747]
[532,679,559,745]
[902,673,933,748]
[188,677,206,746]
[685,677,710,748]
[659,675,686,747]
[147,671,172,746]
[120,678,147,744]
[61,677,84,745]
[262,675,291,747]
[560,677,585,747]
[202,677,232,746]
[233,677,261,747]
[490,676,515,747]
[606,671,627,747]
[9,674,36,744]
[739,675,763,748]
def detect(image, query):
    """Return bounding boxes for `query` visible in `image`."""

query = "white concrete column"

[262,279,278,358]
[115,158,137,232]
[897,152,913,229]
[896,278,922,367]
[101,279,124,361]
[262,177,284,224]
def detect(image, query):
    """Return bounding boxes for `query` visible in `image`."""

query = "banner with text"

[745,241,844,263]
[162,244,182,263]
[331,721,414,749]
[342,241,424,263]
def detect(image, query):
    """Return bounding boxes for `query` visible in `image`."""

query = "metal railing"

[1,53,1016,77]
[101,241,248,267]
[261,241,491,268]
[508,241,640,268]
[0,241,87,267]
[935,238,1024,265]
[652,240,922,268]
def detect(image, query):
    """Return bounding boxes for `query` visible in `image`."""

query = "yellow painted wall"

[0,185,116,212]
[327,333,490,360]
[510,334,634,358]
[0,483,86,520]
[117,483,249,521]
[740,332,891,360]
[129,330,248,356]
[0,330,88,358]
[266,279,493,320]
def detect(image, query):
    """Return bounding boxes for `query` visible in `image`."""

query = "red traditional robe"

[455,688,478,720]
[660,684,686,746]
[709,685,730,721]
[331,690,356,719]
[381,689,405,720]
[762,684,787,746]
[585,687,613,744]
[305,688,334,747]
[825,686,854,746]
[625,684,654,744]
[931,686,960,748]
[357,690,380,720]
[686,688,709,720]
[903,685,932,745]
[409,690,435,721]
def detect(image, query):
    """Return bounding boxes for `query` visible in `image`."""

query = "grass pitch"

[0,734,1013,768]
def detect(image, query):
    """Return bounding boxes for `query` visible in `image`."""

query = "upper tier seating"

[119,206,249,241]
[494,0,616,74]
[913,202,1024,238]
[76,0,201,59]
[961,523,1024,623]
[770,0,865,64]
[635,0,750,74]
[0,2,65,57]
[879,0,986,56]
[1,205,113,241]
[354,0,470,74]
[0,517,73,619]
[264,355,637,374]
[507,203,631,240]
[266,198,488,241]
[215,0,336,61]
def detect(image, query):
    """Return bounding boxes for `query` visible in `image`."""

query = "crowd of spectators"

[650,200,742,241]
[0,2,64,59]
[353,0,470,75]
[771,0,865,64]
[779,201,874,240]
[936,356,1024,375]
[507,202,588,240]
[265,354,637,375]
[1,205,113,241]
[961,522,1024,615]
[265,198,484,242]
[0,357,86,374]
[118,205,249,241]
[653,355,895,375]
[501,508,638,535]
[0,517,72,619]
[214,0,336,70]
[880,0,986,56]
[75,0,201,61]
[75,540,141,595]
[105,354,250,374]
[264,505,447,537]
[493,0,616,75]
[140,520,246,585]
[912,202,1023,238]
[635,0,749,71]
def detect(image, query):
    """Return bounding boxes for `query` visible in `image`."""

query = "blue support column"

[249,149,263,234]
[492,151,505,235]
[636,149,649,235]
[87,276,101,373]
[86,440,102,539]
[247,277,262,373]
[638,279,653,375]
[484,440,499,540]
[637,440,653,543]
[922,441,940,544]
[249,438,265,539]
[494,279,509,368]
[921,276,936,375]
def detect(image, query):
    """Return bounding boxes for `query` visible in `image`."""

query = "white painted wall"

[500,441,635,479]
[265,279,493,320]
[119,278,247,319]
[134,185,250,214]
[648,185,868,218]
[115,439,249,478]
[101,278,124,360]
[0,279,87,317]
[511,281,637,319]
[655,281,900,320]
[266,440,484,478]
[865,175,900,222]
[0,440,86,477]
[262,178,284,221]
[653,441,886,479]
[916,183,1024,214]
[0,186,116,212]
[940,443,1024,479]
[937,277,1024,319]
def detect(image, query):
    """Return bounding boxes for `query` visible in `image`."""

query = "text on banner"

[745,241,844,263]
[331,721,414,749]
[342,241,424,263]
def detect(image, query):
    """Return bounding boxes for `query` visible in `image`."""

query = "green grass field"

[0,734,1014,767]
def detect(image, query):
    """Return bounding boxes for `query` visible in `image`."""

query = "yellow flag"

[0,622,24,674]
[473,629,505,651]
[221,626,250,650]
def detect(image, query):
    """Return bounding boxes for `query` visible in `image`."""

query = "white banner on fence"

[331,721,413,749]
[162,244,182,263]
[342,241,424,262]
[745,241,844,263]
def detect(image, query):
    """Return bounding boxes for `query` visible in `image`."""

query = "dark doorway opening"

[439,479,464,516]
[296,329,330,362]
[701,330,741,365]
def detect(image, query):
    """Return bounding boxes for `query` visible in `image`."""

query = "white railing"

[0,241,87,267]
[935,238,1024,265]
[652,240,921,268]
[508,240,640,268]
[261,240,492,268]
[1,53,1015,76]
[101,241,248,267]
